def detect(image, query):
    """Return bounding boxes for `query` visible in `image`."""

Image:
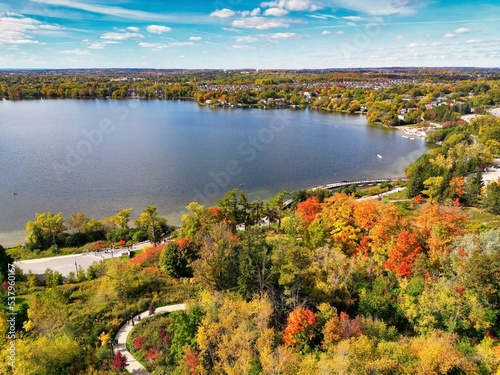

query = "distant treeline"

[1,69,499,127]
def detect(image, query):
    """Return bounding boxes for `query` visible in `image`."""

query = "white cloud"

[455,27,472,34]
[260,0,318,11]
[210,8,236,18]
[264,8,289,16]
[322,30,331,35]
[408,43,420,47]
[342,16,362,22]
[430,42,442,46]
[230,44,256,49]
[395,35,403,41]
[329,0,425,16]
[232,17,297,30]
[127,26,139,32]
[251,8,262,16]
[101,32,144,40]
[336,30,344,35]
[444,33,455,38]
[242,8,262,17]
[60,48,91,55]
[146,25,172,34]
[87,41,119,49]
[171,42,194,46]
[235,36,258,43]
[139,42,168,50]
[39,24,63,30]
[139,41,193,50]
[31,0,173,21]
[268,32,301,40]
[0,14,42,44]
[466,39,482,44]
[0,14,63,42]
[189,36,202,41]
[308,14,327,19]
[87,42,106,49]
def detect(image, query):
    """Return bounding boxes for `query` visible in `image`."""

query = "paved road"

[358,186,407,201]
[15,241,151,278]
[113,303,187,375]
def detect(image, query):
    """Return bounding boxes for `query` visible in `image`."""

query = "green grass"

[463,207,500,230]
[383,189,412,202]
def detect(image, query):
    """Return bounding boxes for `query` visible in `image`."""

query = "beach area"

[397,125,430,139]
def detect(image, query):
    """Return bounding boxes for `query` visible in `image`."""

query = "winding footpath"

[113,303,186,375]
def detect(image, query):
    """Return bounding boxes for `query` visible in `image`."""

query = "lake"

[0,99,428,246]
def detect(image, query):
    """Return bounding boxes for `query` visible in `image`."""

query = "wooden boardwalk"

[283,177,406,208]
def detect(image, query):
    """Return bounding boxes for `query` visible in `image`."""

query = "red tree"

[383,230,422,277]
[112,351,127,371]
[296,197,322,223]
[185,349,200,375]
[145,348,161,363]
[283,306,318,348]
[133,336,144,349]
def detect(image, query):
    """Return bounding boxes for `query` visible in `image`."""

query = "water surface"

[0,99,428,246]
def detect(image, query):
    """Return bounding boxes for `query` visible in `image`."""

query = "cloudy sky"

[0,0,499,69]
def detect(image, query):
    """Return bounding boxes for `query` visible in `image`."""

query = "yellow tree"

[409,332,478,374]
[23,288,68,337]
[422,176,445,204]
[26,212,66,249]
[196,293,273,375]
[111,208,132,229]
[3,335,80,375]
[67,212,89,233]
[318,193,360,253]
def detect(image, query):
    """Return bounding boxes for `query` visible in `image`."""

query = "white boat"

[377,154,383,159]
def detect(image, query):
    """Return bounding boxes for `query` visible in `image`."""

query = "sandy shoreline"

[397,125,428,138]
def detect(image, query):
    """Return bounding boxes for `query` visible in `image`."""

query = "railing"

[283,177,407,208]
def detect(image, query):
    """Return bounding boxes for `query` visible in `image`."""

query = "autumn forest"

[1,68,500,375]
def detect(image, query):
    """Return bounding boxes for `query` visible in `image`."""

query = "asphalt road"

[15,241,151,278]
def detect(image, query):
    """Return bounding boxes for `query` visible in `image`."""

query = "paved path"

[15,241,151,278]
[358,186,407,201]
[113,303,187,374]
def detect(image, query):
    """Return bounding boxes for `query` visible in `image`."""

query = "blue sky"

[0,0,499,69]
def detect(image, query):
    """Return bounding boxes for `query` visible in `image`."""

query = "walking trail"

[113,303,186,374]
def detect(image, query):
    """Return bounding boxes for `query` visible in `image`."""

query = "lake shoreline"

[0,100,429,248]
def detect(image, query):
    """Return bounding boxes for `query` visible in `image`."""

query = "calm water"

[0,99,428,246]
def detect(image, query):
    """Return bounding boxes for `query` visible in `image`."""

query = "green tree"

[265,190,289,228]
[160,240,195,278]
[482,180,500,214]
[26,212,67,250]
[217,189,251,231]
[66,212,89,233]
[237,228,274,299]
[465,171,483,205]
[134,206,168,244]
[0,244,13,281]
[190,223,240,290]
[423,176,445,203]
[111,208,132,229]
[166,306,204,365]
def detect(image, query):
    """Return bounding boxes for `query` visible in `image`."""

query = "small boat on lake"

[377,154,383,159]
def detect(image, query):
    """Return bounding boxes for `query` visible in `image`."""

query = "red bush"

[145,348,161,363]
[131,244,165,266]
[111,351,127,371]
[133,336,144,349]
